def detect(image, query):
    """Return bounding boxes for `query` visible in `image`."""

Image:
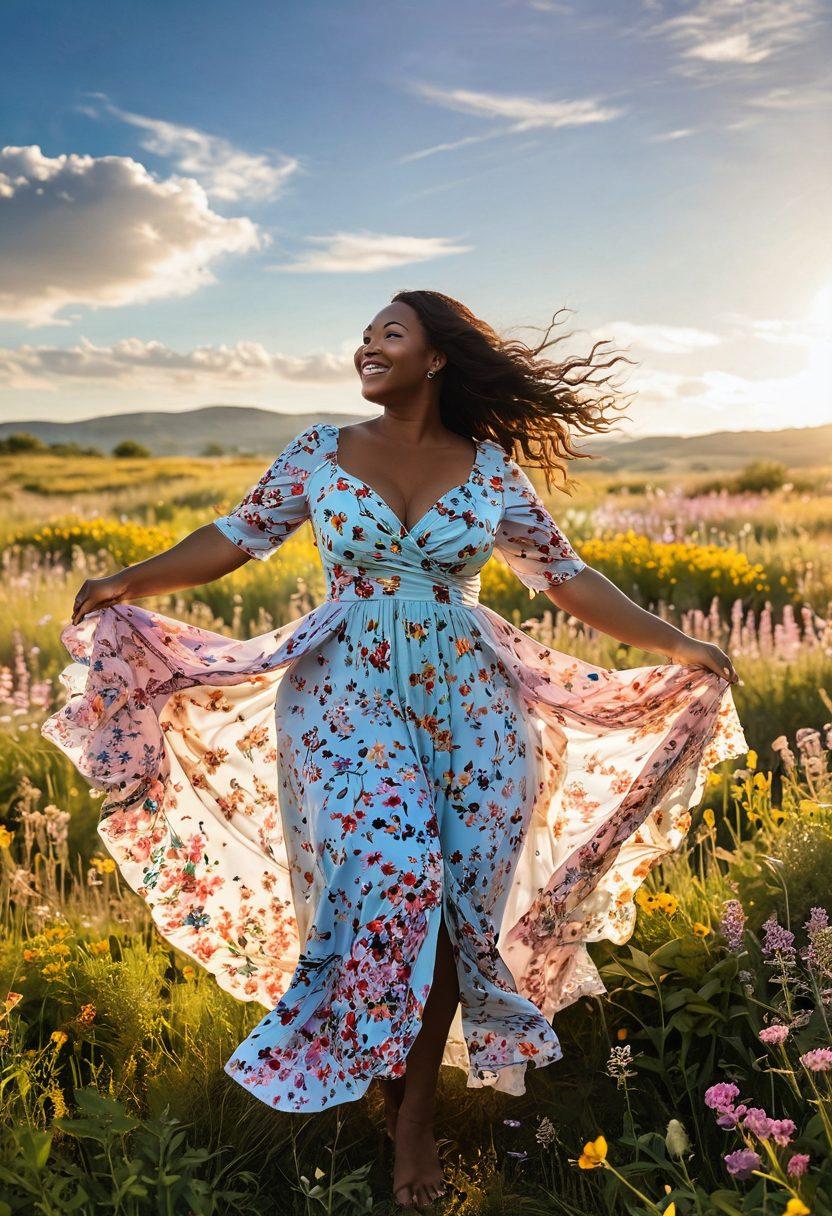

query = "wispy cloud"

[267,231,473,273]
[0,145,263,326]
[588,320,724,355]
[78,93,302,202]
[646,0,823,67]
[401,83,625,160]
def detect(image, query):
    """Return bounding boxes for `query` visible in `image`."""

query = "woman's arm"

[545,565,740,684]
[70,523,250,625]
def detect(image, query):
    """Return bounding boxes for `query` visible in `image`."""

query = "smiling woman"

[42,289,746,1212]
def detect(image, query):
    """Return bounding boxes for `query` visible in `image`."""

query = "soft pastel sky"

[1,0,830,436]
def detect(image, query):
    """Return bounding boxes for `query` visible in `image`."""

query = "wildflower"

[703,808,716,828]
[799,800,821,816]
[692,922,710,937]
[182,965,196,982]
[502,1118,521,1127]
[799,1047,832,1072]
[50,1030,67,1049]
[535,1116,557,1147]
[807,926,832,977]
[761,916,796,963]
[705,1081,741,1111]
[636,889,659,913]
[0,826,13,849]
[783,1200,809,1216]
[656,893,678,916]
[77,1003,96,1026]
[771,736,796,770]
[743,1108,796,1146]
[3,992,23,1014]
[665,1118,690,1159]
[724,1148,761,1179]
[616,1027,628,1041]
[577,1135,607,1169]
[718,900,747,952]
[759,1024,789,1046]
[606,1044,636,1088]
[746,749,758,770]
[787,1153,810,1177]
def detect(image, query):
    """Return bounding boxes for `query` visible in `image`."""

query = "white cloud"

[646,0,823,67]
[0,337,353,390]
[267,230,473,273]
[78,94,302,202]
[401,83,625,160]
[0,145,264,326]
[588,320,724,354]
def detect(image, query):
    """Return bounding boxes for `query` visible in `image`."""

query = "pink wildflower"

[800,1047,832,1072]
[787,1153,810,1177]
[759,1024,789,1046]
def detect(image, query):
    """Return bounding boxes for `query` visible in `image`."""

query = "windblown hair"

[391,288,638,492]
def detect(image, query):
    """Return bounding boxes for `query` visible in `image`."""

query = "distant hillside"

[0,406,372,458]
[0,406,829,471]
[586,423,832,473]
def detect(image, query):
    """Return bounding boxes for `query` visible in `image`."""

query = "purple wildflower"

[705,1082,741,1111]
[719,900,747,952]
[759,1023,789,1045]
[742,1108,795,1146]
[761,915,796,962]
[802,906,829,967]
[799,1047,832,1072]
[724,1148,761,1180]
[787,1153,810,1177]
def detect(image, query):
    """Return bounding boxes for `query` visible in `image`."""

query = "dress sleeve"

[494,454,587,595]
[211,424,322,561]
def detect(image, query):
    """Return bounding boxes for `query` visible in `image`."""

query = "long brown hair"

[391,289,637,492]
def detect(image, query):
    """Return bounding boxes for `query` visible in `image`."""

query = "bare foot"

[377,1075,407,1141]
[392,1110,446,1209]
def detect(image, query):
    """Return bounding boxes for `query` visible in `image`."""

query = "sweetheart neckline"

[327,424,484,539]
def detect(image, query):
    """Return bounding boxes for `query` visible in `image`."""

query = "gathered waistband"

[324,571,481,607]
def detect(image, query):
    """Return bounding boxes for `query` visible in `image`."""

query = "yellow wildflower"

[50,1030,68,1049]
[0,826,13,849]
[746,749,757,771]
[182,965,196,982]
[703,808,715,829]
[783,1200,810,1216]
[692,923,710,937]
[578,1135,608,1169]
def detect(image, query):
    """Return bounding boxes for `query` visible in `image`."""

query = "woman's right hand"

[71,572,131,626]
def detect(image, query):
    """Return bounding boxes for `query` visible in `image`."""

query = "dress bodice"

[212,421,587,606]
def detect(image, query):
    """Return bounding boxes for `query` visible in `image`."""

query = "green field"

[1,439,831,1215]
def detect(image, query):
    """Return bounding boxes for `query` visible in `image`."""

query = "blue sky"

[1,0,830,435]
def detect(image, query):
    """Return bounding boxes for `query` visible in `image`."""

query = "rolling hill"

[0,406,829,472]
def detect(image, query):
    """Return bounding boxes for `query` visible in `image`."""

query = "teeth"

[363,365,388,374]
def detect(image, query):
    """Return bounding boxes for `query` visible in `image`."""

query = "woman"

[43,290,745,1211]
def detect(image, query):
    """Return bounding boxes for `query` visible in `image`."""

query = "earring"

[427,370,435,379]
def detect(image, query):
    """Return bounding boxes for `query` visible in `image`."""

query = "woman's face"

[353,302,444,402]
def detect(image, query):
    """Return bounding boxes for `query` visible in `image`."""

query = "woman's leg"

[392,912,460,1208]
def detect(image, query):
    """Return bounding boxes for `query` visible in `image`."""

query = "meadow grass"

[1,452,830,1214]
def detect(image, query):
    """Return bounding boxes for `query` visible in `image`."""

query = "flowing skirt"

[41,599,746,1110]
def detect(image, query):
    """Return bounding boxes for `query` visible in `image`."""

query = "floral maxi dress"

[41,421,746,1113]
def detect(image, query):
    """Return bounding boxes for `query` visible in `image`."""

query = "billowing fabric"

[41,421,746,1112]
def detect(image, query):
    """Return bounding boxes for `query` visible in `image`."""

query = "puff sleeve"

[211,425,322,561]
[494,455,587,595]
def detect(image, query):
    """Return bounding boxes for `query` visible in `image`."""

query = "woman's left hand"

[666,636,740,685]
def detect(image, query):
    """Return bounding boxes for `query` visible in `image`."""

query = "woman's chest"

[305,459,503,573]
